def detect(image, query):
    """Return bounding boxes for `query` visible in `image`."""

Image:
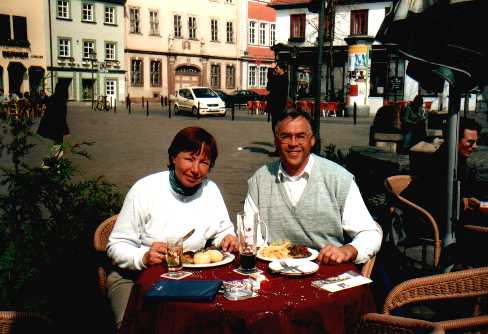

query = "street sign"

[99,62,108,73]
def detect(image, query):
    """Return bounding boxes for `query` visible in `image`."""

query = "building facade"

[47,0,126,102]
[125,0,244,99]
[242,0,276,93]
[0,0,48,95]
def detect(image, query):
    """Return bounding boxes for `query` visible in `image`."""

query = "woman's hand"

[220,235,239,253]
[142,242,168,266]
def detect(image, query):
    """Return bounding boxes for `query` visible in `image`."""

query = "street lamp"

[89,50,97,109]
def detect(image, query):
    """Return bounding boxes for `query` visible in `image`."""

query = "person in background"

[265,62,289,136]
[244,109,382,265]
[402,95,426,151]
[106,127,238,328]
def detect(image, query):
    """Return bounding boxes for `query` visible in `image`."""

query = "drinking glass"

[166,237,183,273]
[236,211,268,274]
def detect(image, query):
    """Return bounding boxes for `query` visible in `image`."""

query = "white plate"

[257,247,319,262]
[269,259,319,276]
[183,252,235,268]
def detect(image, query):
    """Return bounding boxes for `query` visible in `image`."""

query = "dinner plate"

[183,252,235,268]
[257,247,319,262]
[269,259,319,276]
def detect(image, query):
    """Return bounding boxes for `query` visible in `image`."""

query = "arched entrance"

[175,65,201,90]
[0,66,3,91]
[8,62,26,95]
[28,66,45,93]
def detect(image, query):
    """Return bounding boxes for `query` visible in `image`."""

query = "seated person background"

[244,109,382,265]
[107,127,238,327]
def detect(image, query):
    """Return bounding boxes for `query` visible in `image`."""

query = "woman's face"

[172,147,211,188]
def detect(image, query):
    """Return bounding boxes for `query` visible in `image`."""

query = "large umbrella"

[376,0,488,251]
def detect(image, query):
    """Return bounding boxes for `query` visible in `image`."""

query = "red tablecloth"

[120,260,375,334]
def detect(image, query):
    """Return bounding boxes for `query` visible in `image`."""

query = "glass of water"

[166,237,183,274]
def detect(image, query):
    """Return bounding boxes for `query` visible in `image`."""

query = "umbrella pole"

[444,86,461,248]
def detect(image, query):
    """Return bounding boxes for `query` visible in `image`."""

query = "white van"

[174,87,226,116]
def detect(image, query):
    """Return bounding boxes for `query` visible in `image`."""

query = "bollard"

[168,100,171,118]
[231,103,235,121]
[160,95,163,107]
[142,96,144,108]
[114,98,117,113]
[128,100,131,114]
[146,100,149,117]
[126,95,130,109]
[165,96,168,106]
[353,102,357,125]
[197,101,200,120]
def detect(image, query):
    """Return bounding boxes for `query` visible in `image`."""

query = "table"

[120,260,375,334]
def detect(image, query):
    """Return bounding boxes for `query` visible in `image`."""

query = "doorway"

[82,79,96,100]
[105,79,116,107]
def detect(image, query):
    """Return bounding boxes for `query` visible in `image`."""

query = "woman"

[106,126,238,327]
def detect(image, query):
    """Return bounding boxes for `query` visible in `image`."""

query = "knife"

[180,228,195,243]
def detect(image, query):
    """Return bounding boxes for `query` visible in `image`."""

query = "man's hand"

[142,242,167,266]
[317,244,358,265]
[463,197,480,213]
[220,234,239,252]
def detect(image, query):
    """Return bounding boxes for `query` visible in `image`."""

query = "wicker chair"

[360,255,376,279]
[356,313,445,334]
[0,311,52,334]
[93,214,118,296]
[383,266,488,333]
[384,175,442,270]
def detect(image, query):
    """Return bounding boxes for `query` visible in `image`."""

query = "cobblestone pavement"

[23,102,374,219]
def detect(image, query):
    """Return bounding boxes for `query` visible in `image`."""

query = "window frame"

[150,59,162,87]
[104,6,116,25]
[225,65,235,89]
[259,67,267,87]
[211,19,218,42]
[259,22,267,45]
[174,15,182,38]
[188,16,197,40]
[149,10,159,35]
[210,64,221,89]
[248,65,257,87]
[270,23,276,46]
[289,14,305,42]
[226,21,234,44]
[129,7,141,34]
[82,39,96,60]
[81,2,95,23]
[249,20,256,45]
[56,0,70,20]
[130,58,143,87]
[104,41,116,61]
[58,38,72,58]
[350,9,368,36]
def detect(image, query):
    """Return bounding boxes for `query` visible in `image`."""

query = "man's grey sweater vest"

[248,156,353,249]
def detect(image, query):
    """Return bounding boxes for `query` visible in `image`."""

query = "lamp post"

[89,50,97,109]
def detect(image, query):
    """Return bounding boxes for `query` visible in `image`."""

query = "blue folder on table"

[145,280,222,302]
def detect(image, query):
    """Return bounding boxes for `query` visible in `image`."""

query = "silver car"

[174,87,226,116]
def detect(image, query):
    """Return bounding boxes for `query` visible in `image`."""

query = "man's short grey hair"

[274,109,314,135]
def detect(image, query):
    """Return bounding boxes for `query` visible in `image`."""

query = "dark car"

[230,90,263,106]
[213,89,232,107]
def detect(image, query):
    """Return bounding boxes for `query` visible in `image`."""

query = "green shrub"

[0,117,122,314]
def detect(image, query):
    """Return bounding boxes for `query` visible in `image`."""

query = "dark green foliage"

[322,143,351,168]
[0,117,122,315]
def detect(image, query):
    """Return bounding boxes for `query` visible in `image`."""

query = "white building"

[47,0,126,103]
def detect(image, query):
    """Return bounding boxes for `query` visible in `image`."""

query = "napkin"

[145,280,223,302]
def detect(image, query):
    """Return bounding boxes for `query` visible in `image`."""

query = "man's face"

[275,116,316,176]
[275,66,284,76]
[458,129,478,158]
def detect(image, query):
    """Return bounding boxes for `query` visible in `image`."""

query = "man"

[245,110,382,264]
[265,62,289,136]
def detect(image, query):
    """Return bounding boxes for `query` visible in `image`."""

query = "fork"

[279,261,304,274]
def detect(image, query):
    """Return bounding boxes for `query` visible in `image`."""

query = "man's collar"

[278,154,315,182]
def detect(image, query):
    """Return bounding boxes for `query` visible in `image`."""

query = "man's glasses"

[276,133,310,144]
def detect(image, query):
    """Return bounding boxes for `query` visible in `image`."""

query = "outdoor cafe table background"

[119,260,375,334]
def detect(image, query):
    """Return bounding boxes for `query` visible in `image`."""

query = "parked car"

[230,90,264,106]
[213,89,232,107]
[174,87,226,116]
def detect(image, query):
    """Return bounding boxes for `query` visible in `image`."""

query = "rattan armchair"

[356,313,445,334]
[382,266,488,333]
[0,311,51,334]
[93,214,118,296]
[384,175,442,270]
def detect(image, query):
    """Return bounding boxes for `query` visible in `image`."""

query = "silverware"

[279,260,305,274]
[180,228,195,243]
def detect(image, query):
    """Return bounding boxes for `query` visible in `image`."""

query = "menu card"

[311,270,372,293]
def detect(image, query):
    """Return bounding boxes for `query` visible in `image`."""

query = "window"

[150,60,161,87]
[259,67,267,87]
[188,16,197,39]
[82,40,95,59]
[104,6,115,25]
[248,66,256,87]
[290,14,305,41]
[105,42,116,60]
[57,0,70,19]
[259,22,266,45]
[351,10,368,35]
[12,16,27,41]
[225,65,235,89]
[225,0,233,3]
[211,19,218,41]
[129,8,140,33]
[210,64,220,88]
[249,21,256,44]
[270,23,276,46]
[58,38,71,57]
[149,10,159,35]
[81,3,94,22]
[174,15,182,38]
[0,15,10,41]
[131,59,143,87]
[226,22,233,43]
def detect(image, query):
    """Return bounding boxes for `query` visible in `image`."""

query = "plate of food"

[269,259,319,276]
[257,240,319,262]
[182,248,235,268]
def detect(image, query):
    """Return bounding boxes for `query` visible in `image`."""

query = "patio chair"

[326,102,338,117]
[355,313,445,334]
[0,311,52,333]
[384,175,442,270]
[361,255,376,279]
[93,214,118,296]
[382,266,488,333]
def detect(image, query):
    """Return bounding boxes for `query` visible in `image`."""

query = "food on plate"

[182,248,225,264]
[259,240,312,259]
